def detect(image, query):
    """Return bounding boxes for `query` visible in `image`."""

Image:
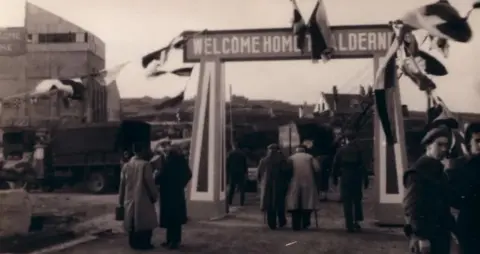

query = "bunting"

[152,91,185,111]
[93,62,130,86]
[141,30,206,77]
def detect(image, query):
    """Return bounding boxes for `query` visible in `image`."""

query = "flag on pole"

[400,1,472,43]
[33,78,85,101]
[290,0,335,62]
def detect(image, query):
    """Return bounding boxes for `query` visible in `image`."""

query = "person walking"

[154,141,192,250]
[332,133,369,233]
[403,126,456,254]
[118,142,158,250]
[226,144,248,207]
[257,144,289,229]
[285,145,320,231]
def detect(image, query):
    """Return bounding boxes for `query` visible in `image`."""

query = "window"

[38,33,76,44]
[84,33,88,42]
[27,34,32,42]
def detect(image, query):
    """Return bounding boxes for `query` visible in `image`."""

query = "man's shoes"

[136,243,155,250]
[161,242,170,248]
[346,227,355,233]
[169,243,180,250]
[354,222,362,232]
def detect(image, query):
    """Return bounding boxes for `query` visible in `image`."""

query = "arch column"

[187,57,227,220]
[372,54,408,225]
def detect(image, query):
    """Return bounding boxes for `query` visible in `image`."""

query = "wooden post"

[187,58,227,220]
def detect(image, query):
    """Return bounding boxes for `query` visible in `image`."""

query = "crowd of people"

[116,121,480,254]
[226,130,368,232]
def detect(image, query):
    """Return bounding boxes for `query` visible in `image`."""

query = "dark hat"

[421,125,451,145]
[267,143,279,150]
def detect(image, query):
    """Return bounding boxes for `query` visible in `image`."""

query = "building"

[0,2,116,126]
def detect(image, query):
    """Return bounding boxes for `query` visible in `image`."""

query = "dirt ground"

[49,186,414,254]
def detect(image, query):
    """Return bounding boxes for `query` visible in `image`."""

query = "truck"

[0,120,151,193]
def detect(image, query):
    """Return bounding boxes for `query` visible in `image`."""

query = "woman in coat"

[154,143,192,250]
[257,144,289,230]
[118,143,158,250]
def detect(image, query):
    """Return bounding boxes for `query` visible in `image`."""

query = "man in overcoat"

[154,142,192,250]
[226,145,248,207]
[257,144,289,229]
[285,145,320,231]
[403,126,456,254]
[445,122,480,254]
[332,133,369,232]
[118,142,158,250]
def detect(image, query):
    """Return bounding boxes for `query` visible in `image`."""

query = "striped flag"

[141,30,206,78]
[152,91,185,111]
[400,1,472,43]
[290,0,335,62]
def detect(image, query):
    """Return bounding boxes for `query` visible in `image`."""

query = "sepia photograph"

[0,0,479,253]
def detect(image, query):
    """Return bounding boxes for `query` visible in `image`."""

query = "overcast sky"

[1,0,479,112]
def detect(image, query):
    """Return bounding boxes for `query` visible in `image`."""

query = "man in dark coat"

[445,122,480,254]
[226,145,248,207]
[332,133,369,233]
[403,126,456,254]
[154,141,192,250]
[257,144,289,230]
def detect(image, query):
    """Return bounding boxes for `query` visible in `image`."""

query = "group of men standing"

[403,123,480,254]
[226,131,369,233]
[118,140,192,251]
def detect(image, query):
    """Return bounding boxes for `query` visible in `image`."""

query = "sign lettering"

[184,25,392,62]
[0,27,27,56]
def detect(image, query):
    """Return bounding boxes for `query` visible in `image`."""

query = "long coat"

[403,155,455,239]
[445,156,480,241]
[118,156,158,232]
[257,151,288,212]
[332,142,368,201]
[155,150,192,228]
[285,152,320,211]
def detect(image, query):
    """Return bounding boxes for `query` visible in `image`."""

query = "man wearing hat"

[257,143,289,230]
[285,145,320,231]
[403,126,456,254]
[331,131,369,233]
[445,122,480,254]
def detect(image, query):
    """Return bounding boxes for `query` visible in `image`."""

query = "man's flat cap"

[421,125,451,145]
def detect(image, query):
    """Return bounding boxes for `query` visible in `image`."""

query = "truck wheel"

[86,172,109,194]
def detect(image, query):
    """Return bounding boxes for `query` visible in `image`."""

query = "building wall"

[0,2,108,126]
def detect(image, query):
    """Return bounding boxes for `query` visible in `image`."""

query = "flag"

[33,78,85,100]
[95,62,130,86]
[291,1,307,53]
[400,1,472,43]
[141,30,206,78]
[474,0,480,9]
[170,66,194,77]
[290,0,335,62]
[429,36,449,58]
[152,91,185,111]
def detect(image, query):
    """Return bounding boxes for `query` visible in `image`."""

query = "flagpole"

[23,0,30,126]
[228,84,235,149]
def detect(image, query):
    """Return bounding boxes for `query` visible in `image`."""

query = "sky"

[0,0,479,112]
